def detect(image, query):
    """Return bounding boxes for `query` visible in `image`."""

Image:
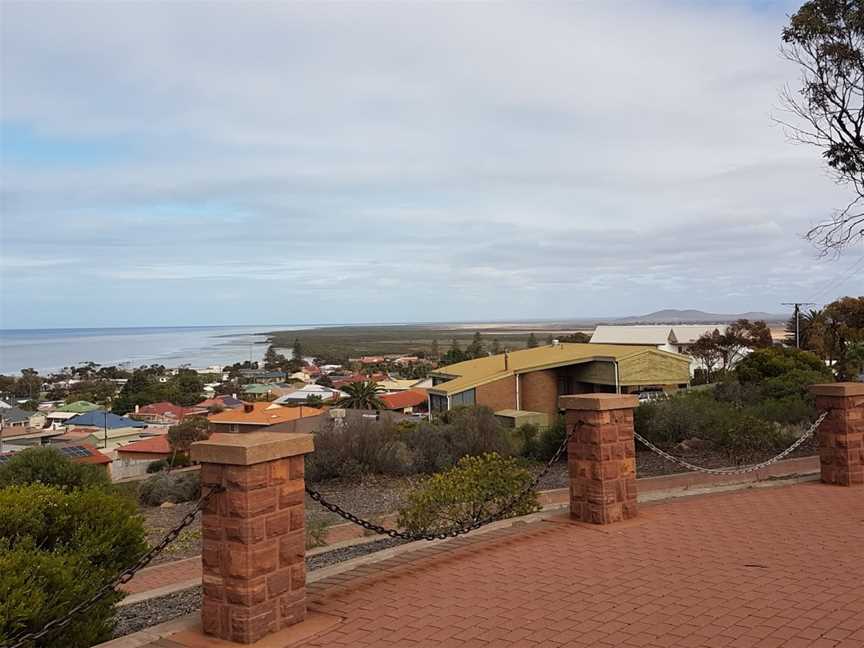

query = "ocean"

[0,325,313,375]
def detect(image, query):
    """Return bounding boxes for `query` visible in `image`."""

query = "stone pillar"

[191,431,314,644]
[809,383,864,486]
[559,393,638,524]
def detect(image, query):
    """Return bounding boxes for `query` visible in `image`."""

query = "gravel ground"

[113,537,408,638]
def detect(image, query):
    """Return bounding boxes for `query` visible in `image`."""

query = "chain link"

[306,425,572,542]
[633,411,827,476]
[2,485,225,648]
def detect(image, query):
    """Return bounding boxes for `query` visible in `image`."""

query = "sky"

[1,1,862,329]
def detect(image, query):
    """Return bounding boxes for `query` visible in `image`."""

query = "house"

[61,410,150,450]
[380,389,429,415]
[54,400,102,413]
[113,435,173,479]
[589,324,730,354]
[0,443,111,473]
[427,342,691,418]
[589,325,731,374]
[131,402,207,425]
[196,395,246,410]
[0,406,47,430]
[377,379,420,393]
[238,369,287,384]
[45,410,79,428]
[358,356,385,365]
[208,402,324,434]
[272,384,346,404]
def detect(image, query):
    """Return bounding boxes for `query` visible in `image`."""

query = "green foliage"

[147,459,168,473]
[167,416,210,454]
[138,471,201,506]
[0,483,147,647]
[0,447,111,491]
[111,368,205,414]
[306,406,516,480]
[734,346,832,398]
[335,380,385,410]
[512,419,567,461]
[397,454,539,535]
[526,332,539,348]
[0,540,119,647]
[514,424,540,460]
[305,515,331,549]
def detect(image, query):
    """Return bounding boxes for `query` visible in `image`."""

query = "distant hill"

[614,309,786,324]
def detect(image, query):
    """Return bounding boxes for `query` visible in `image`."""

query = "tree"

[13,369,42,400]
[465,331,485,359]
[316,374,334,388]
[847,340,864,376]
[824,295,864,377]
[168,369,205,407]
[561,332,592,343]
[263,345,284,370]
[526,333,539,348]
[780,0,864,252]
[292,338,303,362]
[167,416,210,459]
[441,338,465,365]
[490,338,502,355]
[0,447,111,491]
[728,319,774,350]
[430,339,440,361]
[689,331,723,381]
[335,381,385,410]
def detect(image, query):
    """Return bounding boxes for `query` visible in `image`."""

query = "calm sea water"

[0,325,313,375]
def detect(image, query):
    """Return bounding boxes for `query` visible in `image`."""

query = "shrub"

[306,515,331,549]
[0,483,147,647]
[397,453,539,536]
[0,447,110,491]
[514,424,540,459]
[536,417,568,461]
[138,471,201,506]
[713,416,797,463]
[734,347,832,395]
[147,459,168,473]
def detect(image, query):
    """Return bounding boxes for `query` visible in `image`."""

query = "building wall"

[519,369,559,418]
[618,350,690,387]
[208,414,323,435]
[475,375,517,412]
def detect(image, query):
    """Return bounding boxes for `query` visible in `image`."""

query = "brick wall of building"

[476,375,517,412]
[519,369,559,418]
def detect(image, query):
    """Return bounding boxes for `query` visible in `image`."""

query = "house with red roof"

[131,401,207,425]
[380,389,429,415]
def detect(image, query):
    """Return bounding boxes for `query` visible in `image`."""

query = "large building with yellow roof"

[427,342,690,418]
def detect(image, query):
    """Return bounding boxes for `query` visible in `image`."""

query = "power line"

[807,255,864,304]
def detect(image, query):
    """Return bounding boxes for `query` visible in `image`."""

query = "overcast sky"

[1,1,862,329]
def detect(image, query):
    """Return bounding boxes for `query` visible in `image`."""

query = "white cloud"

[0,0,859,327]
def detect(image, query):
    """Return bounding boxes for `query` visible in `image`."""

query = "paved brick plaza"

[131,482,863,648]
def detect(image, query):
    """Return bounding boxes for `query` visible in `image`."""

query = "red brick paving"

[121,556,201,595]
[124,482,863,648]
[300,483,863,648]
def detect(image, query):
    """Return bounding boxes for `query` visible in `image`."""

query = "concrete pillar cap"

[559,393,639,411]
[191,431,313,465]
[809,383,864,398]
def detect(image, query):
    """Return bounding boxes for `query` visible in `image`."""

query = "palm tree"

[335,381,385,410]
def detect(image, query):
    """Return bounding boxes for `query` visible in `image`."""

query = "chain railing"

[1,485,225,648]
[306,425,572,542]
[633,411,827,476]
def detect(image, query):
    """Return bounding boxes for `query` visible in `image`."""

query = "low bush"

[397,453,539,536]
[305,515,331,549]
[306,406,518,481]
[138,471,201,506]
[147,459,168,473]
[0,483,147,647]
[713,415,797,462]
[0,446,111,491]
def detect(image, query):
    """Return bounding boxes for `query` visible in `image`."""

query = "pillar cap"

[559,393,639,411]
[809,383,864,398]
[191,431,313,465]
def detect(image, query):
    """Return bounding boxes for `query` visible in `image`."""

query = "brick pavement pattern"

[298,483,862,648]
[120,556,201,595]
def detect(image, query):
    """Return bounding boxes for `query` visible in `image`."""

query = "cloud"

[0,1,858,328]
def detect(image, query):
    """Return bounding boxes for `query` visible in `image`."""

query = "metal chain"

[633,411,827,476]
[306,426,572,542]
[2,485,225,648]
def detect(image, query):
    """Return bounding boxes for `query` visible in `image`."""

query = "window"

[430,394,448,412]
[229,424,240,433]
[451,389,475,407]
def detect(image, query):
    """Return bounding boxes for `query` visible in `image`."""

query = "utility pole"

[782,302,816,349]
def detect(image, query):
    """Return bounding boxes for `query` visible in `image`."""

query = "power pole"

[782,302,816,349]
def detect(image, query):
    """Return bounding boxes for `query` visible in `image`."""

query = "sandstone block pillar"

[191,431,314,644]
[810,383,864,486]
[559,393,638,524]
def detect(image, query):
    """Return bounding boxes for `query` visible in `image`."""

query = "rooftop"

[207,402,324,426]
[108,481,864,648]
[380,388,428,410]
[64,410,148,429]
[429,343,686,395]
[590,324,728,345]
[115,435,171,455]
